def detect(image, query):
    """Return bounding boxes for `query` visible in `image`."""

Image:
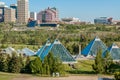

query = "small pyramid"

[81,36,107,57]
[3,47,17,56]
[36,39,76,63]
[22,48,35,56]
[104,43,120,60]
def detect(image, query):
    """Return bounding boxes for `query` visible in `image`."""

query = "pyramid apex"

[54,39,61,44]
[111,43,119,48]
[46,39,51,46]
[94,36,100,41]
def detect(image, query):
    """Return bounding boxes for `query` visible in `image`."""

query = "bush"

[114,72,120,80]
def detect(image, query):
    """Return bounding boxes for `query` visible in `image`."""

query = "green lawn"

[0,72,19,80]
[66,60,95,74]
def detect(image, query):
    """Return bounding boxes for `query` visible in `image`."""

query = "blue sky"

[2,0,120,22]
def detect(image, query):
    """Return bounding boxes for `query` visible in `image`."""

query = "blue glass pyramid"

[104,43,120,60]
[81,36,107,57]
[36,39,76,63]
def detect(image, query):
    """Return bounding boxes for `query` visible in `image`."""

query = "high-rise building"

[0,2,8,22]
[0,2,8,15]
[30,12,37,20]
[10,4,17,18]
[4,8,16,22]
[17,0,29,23]
[37,7,59,23]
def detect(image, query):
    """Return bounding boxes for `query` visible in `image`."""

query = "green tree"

[92,50,105,74]
[8,52,22,73]
[114,72,120,80]
[103,51,113,73]
[29,57,42,74]
[42,57,50,75]
[92,50,113,74]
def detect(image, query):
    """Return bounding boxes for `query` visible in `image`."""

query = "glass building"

[94,17,112,24]
[36,39,76,63]
[81,36,107,57]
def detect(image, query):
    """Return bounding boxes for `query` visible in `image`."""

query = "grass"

[0,72,19,80]
[66,60,95,74]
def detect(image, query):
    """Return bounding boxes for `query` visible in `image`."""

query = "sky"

[1,0,120,22]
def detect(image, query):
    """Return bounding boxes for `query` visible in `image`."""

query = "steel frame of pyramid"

[36,39,76,63]
[81,37,107,57]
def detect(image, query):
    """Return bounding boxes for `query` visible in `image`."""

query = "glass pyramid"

[104,43,120,60]
[81,36,107,57]
[22,48,35,56]
[3,47,17,56]
[36,39,76,63]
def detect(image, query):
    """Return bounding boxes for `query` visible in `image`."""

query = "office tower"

[30,12,37,20]
[4,8,16,22]
[10,4,17,18]
[37,7,59,23]
[0,2,8,22]
[17,0,29,23]
[0,2,8,15]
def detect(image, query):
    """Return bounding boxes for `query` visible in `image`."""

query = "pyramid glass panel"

[81,37,107,57]
[36,40,52,60]
[36,39,76,62]
[22,48,35,56]
[50,40,75,62]
[104,43,120,60]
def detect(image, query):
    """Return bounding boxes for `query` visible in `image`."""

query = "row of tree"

[0,52,65,76]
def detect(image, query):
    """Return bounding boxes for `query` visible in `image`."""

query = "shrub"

[114,72,120,80]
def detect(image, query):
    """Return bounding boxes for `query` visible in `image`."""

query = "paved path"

[13,75,98,80]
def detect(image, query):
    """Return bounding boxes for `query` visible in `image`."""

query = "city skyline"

[2,0,120,22]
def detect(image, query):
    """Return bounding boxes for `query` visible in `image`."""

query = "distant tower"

[17,0,29,23]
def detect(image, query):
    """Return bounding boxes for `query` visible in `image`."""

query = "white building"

[62,17,80,24]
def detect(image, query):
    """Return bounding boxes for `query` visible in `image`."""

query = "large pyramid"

[103,43,120,60]
[81,36,107,57]
[36,39,76,63]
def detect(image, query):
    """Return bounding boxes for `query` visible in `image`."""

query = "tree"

[41,52,65,75]
[44,52,65,75]
[0,53,11,72]
[52,58,64,74]
[8,52,22,73]
[42,57,50,75]
[22,56,31,73]
[92,50,113,74]
[103,51,113,73]
[29,57,42,74]
[114,72,120,80]
[92,50,105,74]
